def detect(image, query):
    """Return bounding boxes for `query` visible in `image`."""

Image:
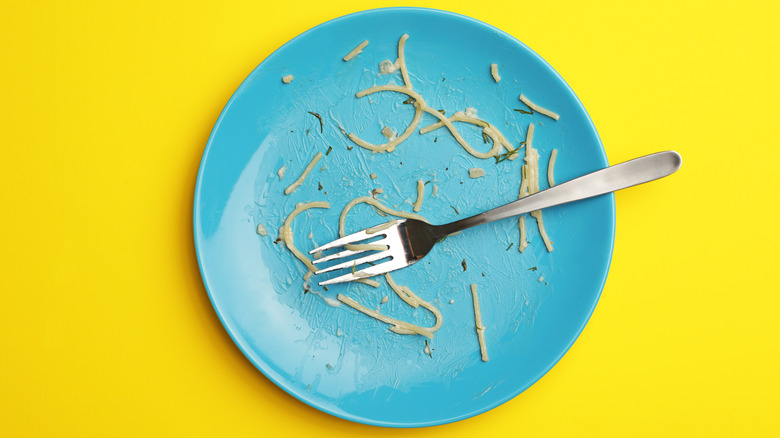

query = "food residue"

[518,94,560,121]
[490,63,501,82]
[469,168,486,178]
[381,126,397,140]
[548,149,558,187]
[284,152,322,195]
[471,284,488,362]
[343,40,369,61]
[379,58,400,74]
[267,32,565,365]
[412,179,425,212]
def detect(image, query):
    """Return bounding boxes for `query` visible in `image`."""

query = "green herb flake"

[494,150,518,164]
[323,286,328,292]
[424,180,431,185]
[307,111,324,133]
[461,259,467,271]
[434,137,438,143]
[514,108,534,115]
[437,109,446,115]
[451,205,459,214]
[346,146,353,151]
[318,182,323,191]
[528,267,537,271]
[352,262,356,275]
[403,97,414,105]
[326,146,332,155]
[506,243,514,251]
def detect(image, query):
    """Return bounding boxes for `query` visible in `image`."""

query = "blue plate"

[194,7,614,427]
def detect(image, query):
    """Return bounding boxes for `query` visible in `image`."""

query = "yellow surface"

[1,0,778,436]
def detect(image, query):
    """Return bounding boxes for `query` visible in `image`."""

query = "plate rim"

[193,6,615,428]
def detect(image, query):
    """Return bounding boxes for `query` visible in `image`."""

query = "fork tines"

[308,220,407,286]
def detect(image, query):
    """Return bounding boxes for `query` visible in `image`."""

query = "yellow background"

[2,0,778,436]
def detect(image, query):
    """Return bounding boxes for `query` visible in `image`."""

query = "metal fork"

[310,151,682,286]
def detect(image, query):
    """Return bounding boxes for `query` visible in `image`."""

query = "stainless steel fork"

[310,151,682,286]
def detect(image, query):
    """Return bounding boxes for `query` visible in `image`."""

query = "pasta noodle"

[337,293,436,339]
[355,278,381,288]
[518,216,527,252]
[518,124,553,252]
[397,34,412,90]
[420,110,517,159]
[384,273,443,333]
[284,152,322,195]
[518,94,560,121]
[471,284,488,362]
[338,196,428,237]
[343,40,369,61]
[413,180,424,212]
[333,196,442,338]
[344,243,388,251]
[346,35,423,153]
[366,219,397,234]
[531,209,554,252]
[278,201,330,272]
[358,85,508,159]
[490,63,501,83]
[273,33,564,358]
[548,149,558,187]
[347,35,517,159]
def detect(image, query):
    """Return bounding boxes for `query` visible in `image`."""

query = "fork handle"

[437,151,682,235]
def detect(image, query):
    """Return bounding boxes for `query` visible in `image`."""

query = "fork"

[310,151,682,286]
